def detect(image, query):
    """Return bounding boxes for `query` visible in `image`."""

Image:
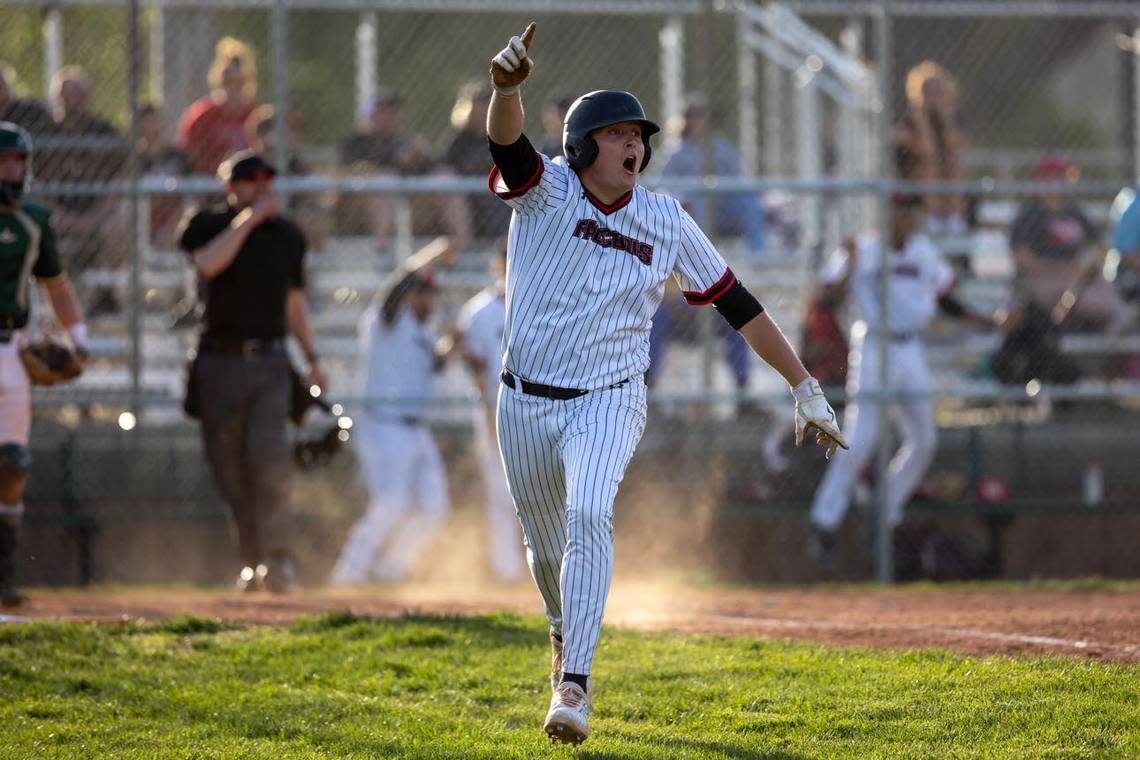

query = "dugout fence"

[4,0,1140,584]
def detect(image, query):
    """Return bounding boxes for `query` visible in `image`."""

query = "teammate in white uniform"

[330,238,456,585]
[486,24,847,744]
[457,249,526,582]
[808,194,994,569]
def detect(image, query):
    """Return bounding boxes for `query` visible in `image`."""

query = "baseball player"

[807,194,994,570]
[329,237,456,585]
[457,248,526,582]
[486,24,846,744]
[0,122,88,606]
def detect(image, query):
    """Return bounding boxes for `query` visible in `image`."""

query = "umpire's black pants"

[196,351,293,568]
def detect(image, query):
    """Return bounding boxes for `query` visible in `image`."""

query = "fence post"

[737,5,758,177]
[128,0,143,414]
[874,0,894,585]
[272,0,291,207]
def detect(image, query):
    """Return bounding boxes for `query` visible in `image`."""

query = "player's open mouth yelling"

[622,156,637,173]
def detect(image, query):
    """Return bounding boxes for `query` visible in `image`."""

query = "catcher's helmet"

[0,121,33,206]
[563,90,660,172]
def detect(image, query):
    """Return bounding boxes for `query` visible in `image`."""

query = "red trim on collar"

[487,153,545,200]
[683,268,737,305]
[582,185,633,214]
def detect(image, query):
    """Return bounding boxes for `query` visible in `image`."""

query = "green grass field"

[1,611,1136,759]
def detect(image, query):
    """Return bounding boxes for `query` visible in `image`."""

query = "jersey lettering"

[572,219,654,265]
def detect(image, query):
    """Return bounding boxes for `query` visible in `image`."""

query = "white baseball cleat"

[543,681,590,745]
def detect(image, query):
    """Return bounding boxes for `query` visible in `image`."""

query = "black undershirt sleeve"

[488,134,540,190]
[712,279,765,330]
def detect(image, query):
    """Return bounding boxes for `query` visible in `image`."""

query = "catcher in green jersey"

[0,121,88,606]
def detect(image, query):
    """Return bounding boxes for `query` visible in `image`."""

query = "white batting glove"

[490,23,536,96]
[792,378,848,460]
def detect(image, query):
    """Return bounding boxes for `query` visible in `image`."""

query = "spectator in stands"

[176,36,259,175]
[137,101,192,246]
[337,89,470,254]
[647,94,766,404]
[893,61,968,237]
[658,93,767,257]
[36,66,129,315]
[1110,188,1140,377]
[1009,154,1135,332]
[0,62,55,137]
[246,104,331,252]
[539,92,576,158]
[1110,187,1140,305]
[440,81,508,242]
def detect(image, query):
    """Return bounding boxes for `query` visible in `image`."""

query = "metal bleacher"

[36,193,1139,426]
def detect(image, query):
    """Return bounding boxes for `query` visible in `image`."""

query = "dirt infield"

[3,583,1138,664]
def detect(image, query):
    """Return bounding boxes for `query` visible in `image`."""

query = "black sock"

[561,672,588,691]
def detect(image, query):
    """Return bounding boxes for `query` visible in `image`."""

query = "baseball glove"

[20,339,85,386]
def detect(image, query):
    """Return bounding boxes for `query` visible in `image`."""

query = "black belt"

[500,370,629,400]
[199,336,286,357]
[889,331,918,343]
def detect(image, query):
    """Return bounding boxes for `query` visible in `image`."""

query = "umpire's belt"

[199,336,286,357]
[501,370,628,400]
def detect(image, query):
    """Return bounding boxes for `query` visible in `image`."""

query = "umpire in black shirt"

[177,150,327,593]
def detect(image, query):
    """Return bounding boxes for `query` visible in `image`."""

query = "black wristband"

[712,279,765,330]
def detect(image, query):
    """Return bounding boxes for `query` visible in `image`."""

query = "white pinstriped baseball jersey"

[490,152,736,390]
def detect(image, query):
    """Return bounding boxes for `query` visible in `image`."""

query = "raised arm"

[378,236,456,325]
[487,22,536,146]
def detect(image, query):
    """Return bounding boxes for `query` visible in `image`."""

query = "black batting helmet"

[563,90,660,172]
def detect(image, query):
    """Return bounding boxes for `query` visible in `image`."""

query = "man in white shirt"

[329,238,456,585]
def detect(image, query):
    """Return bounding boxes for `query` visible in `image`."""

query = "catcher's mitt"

[20,339,85,386]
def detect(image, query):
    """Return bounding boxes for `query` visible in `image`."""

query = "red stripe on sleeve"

[487,153,545,200]
[683,268,737,306]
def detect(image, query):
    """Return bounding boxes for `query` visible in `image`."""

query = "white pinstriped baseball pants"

[497,375,647,676]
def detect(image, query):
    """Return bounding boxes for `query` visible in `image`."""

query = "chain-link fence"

[4,0,1140,591]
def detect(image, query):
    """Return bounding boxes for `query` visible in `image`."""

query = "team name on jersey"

[572,219,654,265]
[891,263,921,278]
